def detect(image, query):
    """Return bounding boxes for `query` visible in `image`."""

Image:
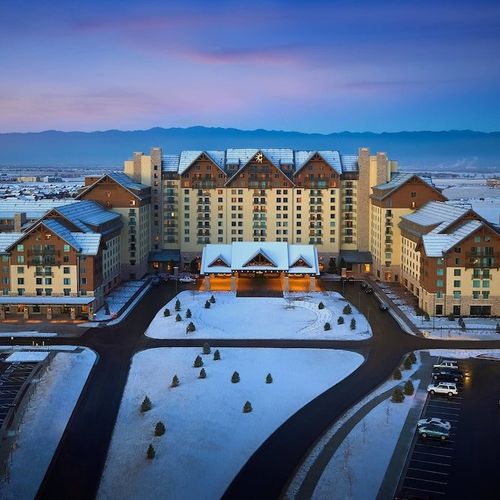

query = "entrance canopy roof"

[201,242,319,275]
[0,296,95,305]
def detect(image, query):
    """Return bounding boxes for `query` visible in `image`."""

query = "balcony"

[465,252,499,269]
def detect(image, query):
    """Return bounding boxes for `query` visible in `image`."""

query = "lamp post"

[174,266,179,296]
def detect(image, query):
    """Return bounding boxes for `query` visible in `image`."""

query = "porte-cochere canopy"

[201,242,319,275]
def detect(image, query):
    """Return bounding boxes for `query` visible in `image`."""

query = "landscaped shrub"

[186,321,196,333]
[193,355,203,368]
[202,342,211,354]
[404,380,415,396]
[205,300,211,309]
[350,318,356,330]
[266,373,273,384]
[186,308,192,318]
[154,421,166,436]
[210,295,216,304]
[141,396,152,413]
[403,356,413,370]
[163,308,171,317]
[199,368,207,379]
[448,313,455,321]
[318,302,325,310]
[408,352,417,364]
[175,299,181,311]
[391,387,405,403]
[213,349,221,360]
[243,401,253,413]
[231,371,240,383]
[324,322,331,331]
[337,316,344,325]
[175,313,182,322]
[343,304,352,315]
[171,375,180,388]
[393,368,402,380]
[424,312,430,321]
[146,444,156,460]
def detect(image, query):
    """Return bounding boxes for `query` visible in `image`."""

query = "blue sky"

[1,0,499,132]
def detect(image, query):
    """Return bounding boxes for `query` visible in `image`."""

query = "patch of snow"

[0,332,58,338]
[146,291,371,340]
[0,348,96,499]
[426,349,500,360]
[5,351,49,362]
[93,280,147,321]
[99,347,364,500]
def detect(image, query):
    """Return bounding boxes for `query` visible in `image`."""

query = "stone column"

[70,307,76,320]
[47,307,53,320]
[231,275,237,292]
[309,275,316,292]
[0,306,5,320]
[204,275,211,292]
[283,274,289,293]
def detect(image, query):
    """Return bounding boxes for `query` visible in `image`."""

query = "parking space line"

[415,443,453,451]
[410,459,451,467]
[406,476,447,485]
[402,486,445,495]
[413,451,452,458]
[408,467,449,476]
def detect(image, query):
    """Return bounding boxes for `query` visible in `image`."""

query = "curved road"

[5,280,493,500]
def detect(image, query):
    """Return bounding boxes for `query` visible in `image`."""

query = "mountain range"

[0,127,499,171]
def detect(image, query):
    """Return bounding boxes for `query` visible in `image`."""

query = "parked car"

[365,287,373,294]
[151,276,162,286]
[433,360,459,371]
[379,303,388,311]
[432,368,464,383]
[427,382,458,397]
[360,282,367,290]
[179,276,196,284]
[417,417,451,431]
[417,423,450,441]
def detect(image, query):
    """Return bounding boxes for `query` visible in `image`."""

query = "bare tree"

[385,402,391,424]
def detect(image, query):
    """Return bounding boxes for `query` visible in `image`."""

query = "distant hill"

[0,127,499,171]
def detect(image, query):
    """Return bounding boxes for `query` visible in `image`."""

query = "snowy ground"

[5,351,49,362]
[98,347,364,500]
[378,283,500,340]
[287,355,423,500]
[0,347,96,500]
[146,291,371,340]
[426,348,500,361]
[0,332,58,338]
[94,280,147,321]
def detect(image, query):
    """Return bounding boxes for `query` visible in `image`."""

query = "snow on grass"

[426,348,500,360]
[0,347,96,500]
[98,347,364,500]
[287,355,422,499]
[0,332,58,338]
[146,291,371,340]
[5,351,49,362]
[94,280,147,320]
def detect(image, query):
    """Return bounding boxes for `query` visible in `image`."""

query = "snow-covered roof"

[421,220,482,257]
[55,200,120,229]
[178,151,226,175]
[162,154,181,172]
[201,242,319,274]
[71,233,102,255]
[401,201,468,233]
[0,199,78,220]
[108,172,148,192]
[340,155,358,172]
[294,151,342,174]
[0,232,23,253]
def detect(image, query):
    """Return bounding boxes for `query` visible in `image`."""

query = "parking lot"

[397,356,499,499]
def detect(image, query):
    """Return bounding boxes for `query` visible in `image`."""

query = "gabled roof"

[0,199,78,220]
[77,172,149,200]
[0,233,23,253]
[208,255,230,268]
[178,151,226,175]
[294,151,342,175]
[371,173,443,201]
[420,220,482,257]
[290,254,312,268]
[242,248,277,268]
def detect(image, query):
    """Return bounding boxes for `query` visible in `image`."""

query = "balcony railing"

[464,252,499,269]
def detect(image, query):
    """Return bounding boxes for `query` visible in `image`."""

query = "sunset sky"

[1,0,499,133]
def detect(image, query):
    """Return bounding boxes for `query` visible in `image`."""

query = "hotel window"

[483,269,490,278]
[437,268,444,276]
[17,255,24,264]
[45,277,52,285]
[436,291,443,298]
[17,288,25,296]
[436,279,444,288]
[453,280,460,287]
[17,278,24,285]
[482,280,490,288]
[473,280,480,288]
[64,244,70,252]
[410,192,416,198]
[63,278,71,285]
[17,266,24,274]
[473,291,480,299]
[437,258,444,265]
[474,235,481,243]
[45,288,52,295]
[17,244,24,251]
[453,269,461,276]
[482,291,490,299]
[453,291,461,299]
[455,258,460,265]
[64,267,70,274]
[64,289,71,296]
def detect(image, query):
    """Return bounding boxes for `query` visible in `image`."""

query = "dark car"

[360,282,367,290]
[432,369,464,383]
[365,287,373,294]
[379,303,389,311]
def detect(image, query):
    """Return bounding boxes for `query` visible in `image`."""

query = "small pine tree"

[460,318,466,331]
[231,371,240,383]
[338,316,344,325]
[403,356,412,370]
[266,373,273,384]
[393,368,402,380]
[318,302,325,310]
[424,312,430,321]
[146,444,156,460]
[213,349,221,361]
[171,375,180,388]
[193,355,203,368]
[141,396,152,413]
[391,387,405,403]
[243,401,253,413]
[409,352,417,364]
[350,318,356,330]
[205,300,211,309]
[202,342,211,355]
[163,308,171,317]
[324,322,331,331]
[175,299,181,311]
[186,308,192,318]
[343,304,352,315]
[154,421,166,436]
[210,295,216,304]
[175,313,182,322]
[497,322,500,334]
[186,321,196,333]
[199,368,207,379]
[404,380,415,396]
[448,313,455,321]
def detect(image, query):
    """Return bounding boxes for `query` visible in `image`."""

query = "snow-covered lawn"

[426,348,500,361]
[288,355,424,500]
[98,347,364,500]
[94,280,147,321]
[378,283,500,340]
[0,347,96,499]
[146,291,371,340]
